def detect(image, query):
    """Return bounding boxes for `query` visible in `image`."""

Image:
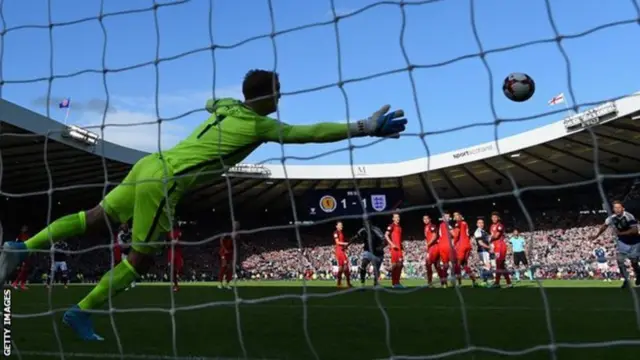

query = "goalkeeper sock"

[78,260,139,310]
[25,212,87,251]
[359,266,366,284]
[515,270,520,281]
[527,269,533,280]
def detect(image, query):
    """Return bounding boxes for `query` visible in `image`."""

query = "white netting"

[2,0,640,359]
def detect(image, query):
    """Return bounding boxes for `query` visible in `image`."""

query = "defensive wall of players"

[2,92,640,181]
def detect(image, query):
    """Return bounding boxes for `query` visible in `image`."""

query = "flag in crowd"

[59,97,72,124]
[59,98,71,109]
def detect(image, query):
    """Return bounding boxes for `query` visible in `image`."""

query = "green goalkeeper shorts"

[101,154,183,254]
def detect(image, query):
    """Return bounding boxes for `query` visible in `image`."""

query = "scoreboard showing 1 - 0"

[303,189,403,218]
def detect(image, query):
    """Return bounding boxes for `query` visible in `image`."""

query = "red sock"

[440,266,448,284]
[454,263,461,276]
[426,263,433,284]
[337,269,343,286]
[393,266,402,285]
[172,268,179,287]
[495,265,502,284]
[17,264,29,285]
[20,270,28,285]
[503,268,511,285]
[219,266,226,283]
[344,268,351,286]
[390,267,397,285]
[225,268,233,282]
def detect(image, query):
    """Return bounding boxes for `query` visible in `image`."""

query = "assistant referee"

[509,228,529,281]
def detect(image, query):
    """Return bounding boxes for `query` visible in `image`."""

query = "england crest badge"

[370,194,387,212]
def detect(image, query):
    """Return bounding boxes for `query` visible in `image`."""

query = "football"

[503,73,535,102]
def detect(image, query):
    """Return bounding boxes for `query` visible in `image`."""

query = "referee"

[509,228,530,281]
[350,221,386,287]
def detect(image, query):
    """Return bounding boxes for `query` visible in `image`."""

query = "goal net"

[2,0,640,359]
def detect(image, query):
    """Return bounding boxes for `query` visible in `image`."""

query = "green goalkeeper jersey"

[161,98,351,190]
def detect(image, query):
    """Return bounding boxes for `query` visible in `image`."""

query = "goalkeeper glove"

[349,105,407,138]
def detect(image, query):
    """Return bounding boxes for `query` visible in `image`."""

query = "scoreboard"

[303,189,403,219]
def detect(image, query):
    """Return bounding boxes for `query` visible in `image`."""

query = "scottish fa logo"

[370,194,386,212]
[319,195,337,213]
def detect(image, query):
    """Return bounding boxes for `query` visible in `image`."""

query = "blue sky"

[1,0,639,165]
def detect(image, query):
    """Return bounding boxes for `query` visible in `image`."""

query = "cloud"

[80,109,189,153]
[74,86,243,152]
[112,86,243,113]
[31,96,118,114]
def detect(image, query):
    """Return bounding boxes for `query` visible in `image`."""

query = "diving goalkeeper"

[0,69,407,341]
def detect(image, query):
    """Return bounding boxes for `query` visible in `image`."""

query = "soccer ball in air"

[502,73,535,102]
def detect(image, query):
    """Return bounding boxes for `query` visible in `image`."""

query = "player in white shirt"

[593,246,610,281]
[48,241,70,289]
[592,201,640,288]
[474,218,492,286]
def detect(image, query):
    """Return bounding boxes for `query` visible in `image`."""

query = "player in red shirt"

[219,221,240,289]
[423,215,442,287]
[334,221,352,288]
[385,213,404,288]
[11,225,30,290]
[167,226,183,292]
[438,212,455,287]
[490,211,512,288]
[452,212,476,287]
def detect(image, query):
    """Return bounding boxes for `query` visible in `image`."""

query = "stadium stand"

[2,93,640,285]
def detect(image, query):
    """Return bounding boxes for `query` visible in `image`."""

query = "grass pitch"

[9,280,640,360]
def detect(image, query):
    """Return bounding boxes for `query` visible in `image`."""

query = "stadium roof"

[2,93,640,214]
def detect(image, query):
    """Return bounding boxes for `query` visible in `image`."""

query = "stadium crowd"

[237,212,624,281]
[5,179,639,285]
[8,207,631,285]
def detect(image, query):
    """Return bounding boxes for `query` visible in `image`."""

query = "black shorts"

[513,251,528,266]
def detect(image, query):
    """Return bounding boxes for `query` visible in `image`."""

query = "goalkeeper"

[350,221,386,287]
[0,70,407,341]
